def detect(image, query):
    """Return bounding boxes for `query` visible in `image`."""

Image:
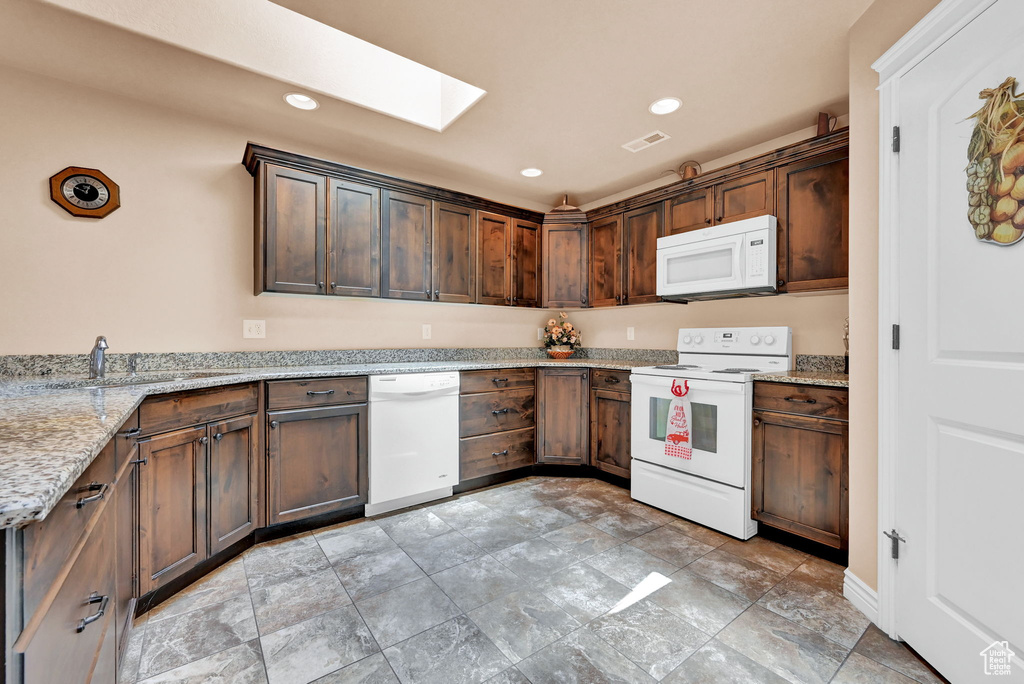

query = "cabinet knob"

[270,420,279,429]
[777,279,785,287]
[318,282,325,289]
[581,296,587,305]
[506,295,512,304]
[753,418,761,427]
[214,433,223,441]
[330,282,336,290]
[434,289,440,299]
[705,218,712,225]
[199,436,209,445]
[715,217,723,222]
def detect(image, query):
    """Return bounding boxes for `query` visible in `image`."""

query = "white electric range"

[629,326,792,539]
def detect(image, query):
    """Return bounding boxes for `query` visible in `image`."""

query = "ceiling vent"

[622,130,671,153]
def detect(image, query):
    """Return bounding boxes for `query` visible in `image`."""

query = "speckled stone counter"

[751,370,849,388]
[0,357,657,528]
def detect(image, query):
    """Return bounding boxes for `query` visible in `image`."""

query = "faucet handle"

[94,336,109,350]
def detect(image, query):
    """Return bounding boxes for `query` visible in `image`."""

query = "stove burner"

[712,368,761,374]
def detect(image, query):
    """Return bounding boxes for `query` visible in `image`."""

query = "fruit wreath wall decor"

[966,76,1024,246]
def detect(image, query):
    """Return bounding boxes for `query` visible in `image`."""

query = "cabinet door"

[432,202,476,303]
[511,218,541,307]
[477,211,511,305]
[267,405,368,524]
[713,170,775,224]
[536,369,589,465]
[114,441,138,663]
[137,426,207,594]
[541,223,588,308]
[588,214,622,308]
[751,410,848,549]
[623,204,664,305]
[328,179,380,298]
[775,150,849,292]
[590,389,631,478]
[665,188,713,235]
[207,415,258,555]
[263,164,327,295]
[381,190,432,300]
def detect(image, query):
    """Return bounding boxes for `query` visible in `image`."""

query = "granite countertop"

[0,358,652,529]
[751,370,849,388]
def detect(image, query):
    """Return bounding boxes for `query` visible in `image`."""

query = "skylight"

[40,0,487,132]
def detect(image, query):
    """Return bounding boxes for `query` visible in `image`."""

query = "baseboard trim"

[844,569,879,624]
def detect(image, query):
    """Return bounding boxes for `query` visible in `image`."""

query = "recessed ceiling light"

[520,168,543,178]
[649,97,682,115]
[284,93,320,110]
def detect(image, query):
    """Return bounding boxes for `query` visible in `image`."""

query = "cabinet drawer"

[753,382,848,420]
[460,368,535,394]
[23,503,115,684]
[591,369,631,393]
[459,388,535,438]
[267,377,368,409]
[22,440,115,622]
[460,428,535,481]
[140,383,258,435]
[113,410,140,472]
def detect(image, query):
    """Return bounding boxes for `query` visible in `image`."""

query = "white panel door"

[895,1,1024,681]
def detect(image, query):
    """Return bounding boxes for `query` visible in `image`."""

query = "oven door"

[630,373,750,488]
[657,232,745,297]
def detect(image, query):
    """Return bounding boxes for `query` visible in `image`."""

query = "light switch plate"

[243,320,266,339]
[422,324,432,340]
[627,326,635,341]
[538,328,544,341]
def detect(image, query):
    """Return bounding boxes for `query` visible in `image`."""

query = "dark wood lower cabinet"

[536,368,589,465]
[590,388,631,479]
[114,436,139,662]
[207,414,258,555]
[751,407,849,549]
[267,404,368,524]
[137,426,208,595]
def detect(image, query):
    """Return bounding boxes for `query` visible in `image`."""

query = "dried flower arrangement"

[543,312,582,358]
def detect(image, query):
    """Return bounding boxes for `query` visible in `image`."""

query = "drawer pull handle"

[492,449,509,457]
[270,421,279,429]
[307,389,336,396]
[122,427,141,438]
[129,457,148,466]
[491,408,510,415]
[75,483,108,509]
[76,592,109,633]
[784,397,817,404]
[604,376,620,383]
[492,378,509,383]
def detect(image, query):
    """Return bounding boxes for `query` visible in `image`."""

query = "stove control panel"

[677,327,792,355]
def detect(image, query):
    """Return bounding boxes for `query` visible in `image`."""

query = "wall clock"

[49,166,120,219]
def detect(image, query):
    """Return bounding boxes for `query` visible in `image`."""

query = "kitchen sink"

[32,371,238,390]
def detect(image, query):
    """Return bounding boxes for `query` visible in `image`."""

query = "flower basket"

[547,346,575,360]
[543,312,582,358]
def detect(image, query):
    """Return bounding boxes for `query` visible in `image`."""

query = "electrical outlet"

[422,324,432,340]
[627,326,635,341]
[538,327,544,341]
[243,320,266,339]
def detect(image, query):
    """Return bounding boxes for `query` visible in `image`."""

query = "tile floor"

[118,477,944,684]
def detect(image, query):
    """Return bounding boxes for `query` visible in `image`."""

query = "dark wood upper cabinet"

[714,170,775,224]
[328,179,380,298]
[589,214,622,308]
[381,190,432,300]
[511,218,541,307]
[476,211,511,306]
[262,164,326,295]
[137,426,208,595]
[622,204,664,305]
[542,221,588,308]
[267,403,368,524]
[206,414,258,555]
[536,368,590,465]
[665,188,713,235]
[432,202,476,303]
[775,150,849,293]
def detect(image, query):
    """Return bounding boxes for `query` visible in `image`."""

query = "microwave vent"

[622,130,671,153]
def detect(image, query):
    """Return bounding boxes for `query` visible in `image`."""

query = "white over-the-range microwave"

[656,215,777,302]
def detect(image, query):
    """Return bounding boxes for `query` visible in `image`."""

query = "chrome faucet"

[88,336,109,379]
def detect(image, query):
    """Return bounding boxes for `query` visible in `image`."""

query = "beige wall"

[0,65,851,358]
[846,0,941,591]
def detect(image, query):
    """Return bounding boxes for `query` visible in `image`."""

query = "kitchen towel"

[665,380,692,460]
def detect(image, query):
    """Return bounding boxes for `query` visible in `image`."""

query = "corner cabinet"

[751,382,849,549]
[542,219,588,308]
[536,368,589,464]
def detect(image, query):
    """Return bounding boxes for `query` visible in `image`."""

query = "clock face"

[61,175,110,209]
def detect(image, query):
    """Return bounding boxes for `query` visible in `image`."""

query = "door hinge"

[892,125,901,153]
[883,529,906,560]
[892,324,900,350]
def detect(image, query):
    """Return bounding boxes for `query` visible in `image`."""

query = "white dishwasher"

[366,372,460,516]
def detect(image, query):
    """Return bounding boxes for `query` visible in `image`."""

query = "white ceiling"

[0,0,871,210]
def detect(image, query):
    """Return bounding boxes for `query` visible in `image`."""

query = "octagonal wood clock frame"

[49,166,120,219]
